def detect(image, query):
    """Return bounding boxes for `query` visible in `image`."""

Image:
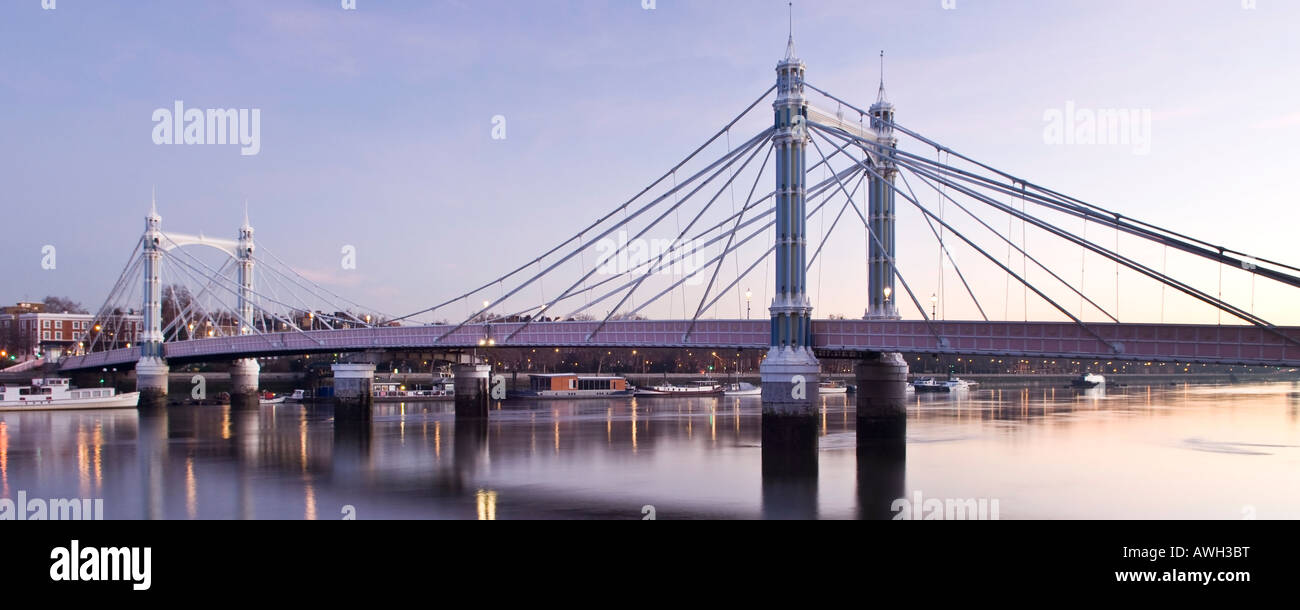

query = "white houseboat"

[0,378,139,412]
[512,374,634,399]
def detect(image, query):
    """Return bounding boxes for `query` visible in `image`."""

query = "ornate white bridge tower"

[760,29,821,425]
[229,207,261,407]
[865,66,900,320]
[136,198,170,404]
[133,197,263,407]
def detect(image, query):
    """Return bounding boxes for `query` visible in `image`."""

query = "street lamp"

[745,288,752,319]
[930,293,938,319]
[883,286,892,312]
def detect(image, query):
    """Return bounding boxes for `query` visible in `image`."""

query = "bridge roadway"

[58,319,1300,371]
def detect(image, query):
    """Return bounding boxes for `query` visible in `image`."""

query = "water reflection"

[0,382,1295,519]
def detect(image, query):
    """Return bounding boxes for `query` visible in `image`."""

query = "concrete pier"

[229,358,261,411]
[854,352,909,440]
[136,357,170,411]
[331,363,375,421]
[453,363,491,419]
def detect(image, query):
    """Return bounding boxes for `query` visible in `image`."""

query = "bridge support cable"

[806,81,1300,286]
[585,134,775,341]
[583,164,866,331]
[682,166,867,342]
[806,131,948,346]
[689,143,774,331]
[498,128,772,342]
[86,238,145,353]
[436,127,773,344]
[567,164,860,326]
[805,168,868,270]
[895,158,1283,327]
[427,122,867,331]
[158,232,368,332]
[817,120,1148,325]
[257,245,391,324]
[897,170,989,322]
[388,85,778,326]
[894,158,1300,349]
[897,163,1113,323]
[160,258,234,341]
[889,119,1300,278]
[883,124,1300,290]
[811,125,1119,352]
[156,249,292,342]
[157,247,326,347]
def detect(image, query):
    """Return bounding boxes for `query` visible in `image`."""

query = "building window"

[42,320,50,329]
[42,331,50,340]
[55,320,63,329]
[55,331,62,340]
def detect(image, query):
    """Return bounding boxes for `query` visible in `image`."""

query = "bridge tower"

[229,206,261,409]
[759,27,820,452]
[856,57,909,442]
[865,61,900,320]
[136,196,170,406]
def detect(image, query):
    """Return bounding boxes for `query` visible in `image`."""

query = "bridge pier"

[135,357,170,411]
[854,352,909,440]
[760,346,821,514]
[331,363,375,421]
[453,363,492,419]
[229,358,261,411]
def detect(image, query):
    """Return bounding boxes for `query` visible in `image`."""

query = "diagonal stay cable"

[389,85,778,325]
[813,124,1117,351]
[492,128,774,344]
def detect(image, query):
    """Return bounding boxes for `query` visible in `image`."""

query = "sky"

[2,0,1298,326]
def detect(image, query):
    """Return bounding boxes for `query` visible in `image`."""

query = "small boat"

[818,381,849,394]
[0,378,139,412]
[511,374,634,399]
[635,380,725,397]
[372,381,454,402]
[724,382,761,396]
[912,376,972,393]
[259,390,285,405]
[1070,373,1106,389]
[285,389,307,402]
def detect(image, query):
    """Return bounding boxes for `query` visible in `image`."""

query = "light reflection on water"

[0,382,1297,519]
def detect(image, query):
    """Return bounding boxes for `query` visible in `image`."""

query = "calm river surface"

[2,381,1298,519]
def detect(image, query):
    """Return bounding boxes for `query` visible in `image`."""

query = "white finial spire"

[876,50,889,104]
[150,186,157,217]
[785,2,795,59]
[243,199,250,228]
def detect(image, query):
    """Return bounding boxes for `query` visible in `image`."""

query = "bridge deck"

[57,319,1300,371]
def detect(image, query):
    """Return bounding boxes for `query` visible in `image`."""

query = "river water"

[2,381,1297,519]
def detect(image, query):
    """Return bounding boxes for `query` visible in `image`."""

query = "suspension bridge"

[56,29,1300,439]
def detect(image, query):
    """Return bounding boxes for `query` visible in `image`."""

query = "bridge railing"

[56,319,1300,371]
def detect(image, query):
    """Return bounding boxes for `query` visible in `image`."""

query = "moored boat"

[723,382,761,396]
[372,381,454,402]
[818,381,848,394]
[1071,373,1106,389]
[634,379,724,397]
[511,373,634,399]
[912,376,972,393]
[0,378,139,412]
